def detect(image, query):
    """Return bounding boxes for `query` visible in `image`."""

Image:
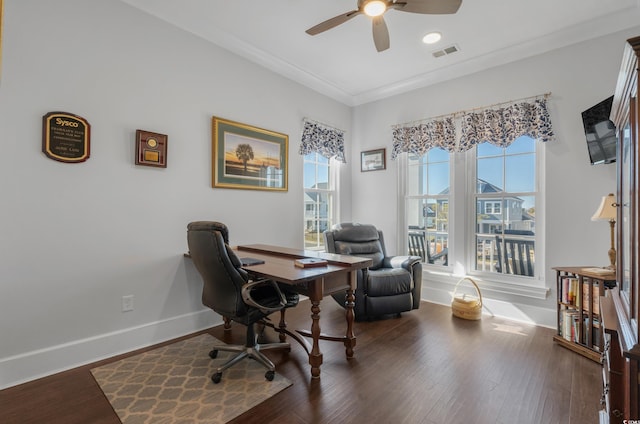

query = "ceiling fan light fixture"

[364,1,387,17]
[422,31,442,44]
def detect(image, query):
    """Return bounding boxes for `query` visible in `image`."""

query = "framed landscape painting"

[212,117,288,191]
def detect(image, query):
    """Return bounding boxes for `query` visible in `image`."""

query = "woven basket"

[451,277,483,320]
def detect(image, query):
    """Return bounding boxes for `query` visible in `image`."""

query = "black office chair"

[187,221,299,383]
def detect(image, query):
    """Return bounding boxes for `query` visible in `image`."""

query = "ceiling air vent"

[432,44,460,58]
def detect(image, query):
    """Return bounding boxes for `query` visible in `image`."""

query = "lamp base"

[607,247,616,270]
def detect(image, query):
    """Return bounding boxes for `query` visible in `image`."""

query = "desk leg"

[309,278,324,378]
[309,300,322,378]
[344,271,357,358]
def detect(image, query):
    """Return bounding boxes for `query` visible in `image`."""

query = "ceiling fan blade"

[396,0,462,14]
[306,10,362,35]
[372,16,390,52]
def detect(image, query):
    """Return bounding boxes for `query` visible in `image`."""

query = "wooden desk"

[236,244,372,378]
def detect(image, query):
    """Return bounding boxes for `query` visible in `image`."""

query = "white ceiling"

[119,0,640,106]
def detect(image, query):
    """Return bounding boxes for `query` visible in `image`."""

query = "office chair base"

[209,342,290,384]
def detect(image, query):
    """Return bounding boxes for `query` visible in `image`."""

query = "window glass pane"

[477,142,503,157]
[428,148,449,162]
[427,162,449,195]
[505,153,535,192]
[407,162,427,196]
[407,197,448,266]
[406,148,449,267]
[477,156,503,192]
[506,136,535,154]
[511,195,535,235]
[316,164,329,187]
[303,154,336,250]
[476,198,502,273]
[304,191,332,249]
[303,154,317,189]
[407,198,428,230]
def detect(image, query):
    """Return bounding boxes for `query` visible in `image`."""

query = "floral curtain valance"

[458,99,554,152]
[391,117,456,159]
[392,95,554,158]
[299,120,346,163]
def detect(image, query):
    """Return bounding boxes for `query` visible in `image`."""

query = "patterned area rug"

[91,333,292,424]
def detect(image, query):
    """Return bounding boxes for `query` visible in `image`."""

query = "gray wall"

[0,0,352,388]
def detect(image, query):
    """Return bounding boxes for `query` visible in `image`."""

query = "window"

[406,148,450,265]
[303,153,338,249]
[475,136,536,277]
[403,135,540,281]
[485,202,501,214]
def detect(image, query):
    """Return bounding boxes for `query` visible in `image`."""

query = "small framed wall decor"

[361,148,386,172]
[42,111,91,163]
[135,130,167,168]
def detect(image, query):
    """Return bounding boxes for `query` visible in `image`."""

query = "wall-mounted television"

[581,96,617,165]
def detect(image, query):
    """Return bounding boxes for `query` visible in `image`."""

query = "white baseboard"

[422,285,556,328]
[0,309,220,390]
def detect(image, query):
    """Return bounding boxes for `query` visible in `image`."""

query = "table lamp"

[591,193,618,269]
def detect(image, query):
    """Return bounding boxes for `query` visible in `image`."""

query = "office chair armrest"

[383,255,421,271]
[241,279,287,314]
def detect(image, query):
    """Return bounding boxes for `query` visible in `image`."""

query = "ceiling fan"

[305,0,462,52]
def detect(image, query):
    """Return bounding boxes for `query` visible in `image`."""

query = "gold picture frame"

[212,116,288,191]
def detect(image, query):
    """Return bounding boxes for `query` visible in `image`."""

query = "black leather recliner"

[324,223,422,321]
[187,221,299,383]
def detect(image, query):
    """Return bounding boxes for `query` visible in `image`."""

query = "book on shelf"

[561,308,580,342]
[582,283,600,315]
[560,275,602,313]
[561,277,579,305]
[294,257,328,268]
[559,308,602,347]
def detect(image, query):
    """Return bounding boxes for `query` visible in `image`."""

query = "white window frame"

[398,141,547,299]
[303,154,340,251]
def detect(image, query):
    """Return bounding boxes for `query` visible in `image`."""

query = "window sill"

[422,267,550,300]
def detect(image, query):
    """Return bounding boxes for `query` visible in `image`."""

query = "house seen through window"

[303,153,337,250]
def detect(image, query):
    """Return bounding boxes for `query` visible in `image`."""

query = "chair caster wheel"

[211,372,222,384]
[265,370,275,381]
[209,350,218,359]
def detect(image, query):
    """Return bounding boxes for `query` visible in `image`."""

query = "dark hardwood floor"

[1,300,602,424]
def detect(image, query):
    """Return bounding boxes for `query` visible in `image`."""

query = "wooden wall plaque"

[42,111,91,163]
[135,130,167,168]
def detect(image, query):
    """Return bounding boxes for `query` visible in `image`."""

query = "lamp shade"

[591,193,617,221]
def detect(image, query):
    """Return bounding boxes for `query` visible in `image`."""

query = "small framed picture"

[135,130,167,168]
[361,148,386,172]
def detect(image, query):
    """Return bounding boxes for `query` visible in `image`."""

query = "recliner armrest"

[383,255,422,271]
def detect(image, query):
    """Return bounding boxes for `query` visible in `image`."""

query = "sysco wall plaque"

[42,111,91,163]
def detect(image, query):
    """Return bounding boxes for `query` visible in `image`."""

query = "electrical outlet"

[122,295,134,312]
